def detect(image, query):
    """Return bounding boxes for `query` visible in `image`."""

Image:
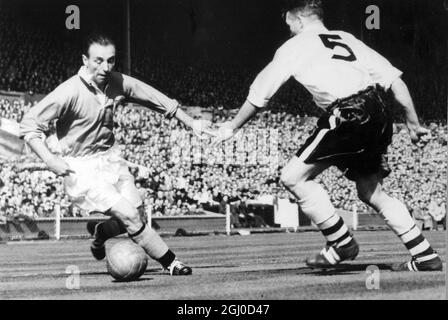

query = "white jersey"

[247,23,402,110]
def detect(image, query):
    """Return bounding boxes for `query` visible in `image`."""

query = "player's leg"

[87,204,150,260]
[355,172,442,271]
[87,169,147,259]
[280,156,359,268]
[91,174,192,275]
[62,155,124,259]
[109,198,192,275]
[87,215,127,260]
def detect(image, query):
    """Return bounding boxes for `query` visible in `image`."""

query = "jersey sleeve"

[247,47,294,108]
[19,83,71,142]
[358,41,403,89]
[122,74,179,118]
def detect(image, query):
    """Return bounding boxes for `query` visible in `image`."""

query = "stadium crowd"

[0,3,446,225]
[0,7,79,94]
[1,100,446,227]
[0,98,32,122]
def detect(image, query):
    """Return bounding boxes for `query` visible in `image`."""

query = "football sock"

[290,181,353,247]
[319,213,353,247]
[294,181,337,225]
[94,217,127,244]
[377,196,415,234]
[156,249,176,269]
[129,223,169,260]
[377,196,438,260]
[398,224,438,261]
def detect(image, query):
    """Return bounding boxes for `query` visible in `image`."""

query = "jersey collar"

[78,66,96,87]
[302,22,327,34]
[77,66,109,94]
[78,66,111,106]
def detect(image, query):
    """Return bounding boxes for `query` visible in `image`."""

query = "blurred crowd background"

[0,0,446,228]
[1,97,446,227]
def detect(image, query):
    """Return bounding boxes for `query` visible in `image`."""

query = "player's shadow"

[188,264,240,269]
[142,264,240,275]
[82,268,161,275]
[79,270,154,282]
[112,277,153,283]
[299,262,393,276]
[143,267,165,275]
[81,271,110,276]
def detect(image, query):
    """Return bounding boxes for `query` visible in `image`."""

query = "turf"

[0,230,445,300]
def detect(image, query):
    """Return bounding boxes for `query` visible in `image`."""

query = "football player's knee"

[280,168,302,189]
[357,188,371,204]
[358,187,383,206]
[124,209,142,227]
[111,202,143,233]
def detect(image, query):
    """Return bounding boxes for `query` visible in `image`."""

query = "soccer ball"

[106,241,148,282]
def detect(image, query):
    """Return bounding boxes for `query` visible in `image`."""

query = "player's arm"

[173,107,215,138]
[357,40,430,143]
[20,88,74,176]
[229,100,259,130]
[25,138,75,176]
[123,75,213,138]
[390,77,429,143]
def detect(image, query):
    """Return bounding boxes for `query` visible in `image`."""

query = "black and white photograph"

[0,0,446,303]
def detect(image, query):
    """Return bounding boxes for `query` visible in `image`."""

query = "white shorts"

[63,146,142,213]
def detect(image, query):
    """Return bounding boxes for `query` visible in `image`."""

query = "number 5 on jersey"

[319,34,357,62]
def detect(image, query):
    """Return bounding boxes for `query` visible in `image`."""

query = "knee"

[357,187,373,205]
[356,188,368,204]
[125,209,141,226]
[110,201,142,232]
[280,167,304,190]
[357,187,384,207]
[121,210,141,227]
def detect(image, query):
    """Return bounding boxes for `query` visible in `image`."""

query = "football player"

[20,34,213,275]
[213,0,442,271]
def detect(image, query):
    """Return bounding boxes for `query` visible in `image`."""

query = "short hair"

[280,0,324,20]
[83,34,116,56]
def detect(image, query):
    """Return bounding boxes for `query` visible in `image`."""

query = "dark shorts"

[296,86,394,181]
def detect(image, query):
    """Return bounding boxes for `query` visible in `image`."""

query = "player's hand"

[211,122,237,147]
[45,157,75,177]
[407,123,431,145]
[192,119,216,140]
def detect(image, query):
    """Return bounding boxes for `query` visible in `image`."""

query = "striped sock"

[319,213,353,247]
[399,224,438,262]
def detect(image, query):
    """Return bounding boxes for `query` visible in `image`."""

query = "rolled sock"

[156,250,176,269]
